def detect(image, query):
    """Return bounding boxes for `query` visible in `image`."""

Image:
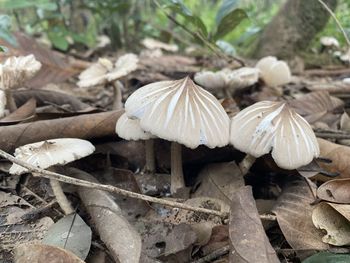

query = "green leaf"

[47,31,69,51]
[0,15,17,46]
[216,0,239,24]
[0,45,6,52]
[164,0,208,38]
[0,0,57,10]
[213,8,248,40]
[303,252,350,263]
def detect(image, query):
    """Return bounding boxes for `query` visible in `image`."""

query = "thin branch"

[192,245,230,263]
[318,0,350,47]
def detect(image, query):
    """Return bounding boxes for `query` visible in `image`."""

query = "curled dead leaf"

[317,178,350,203]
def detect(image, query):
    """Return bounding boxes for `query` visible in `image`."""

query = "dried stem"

[239,154,256,175]
[5,89,17,112]
[112,81,124,110]
[49,176,74,215]
[145,139,156,173]
[170,142,185,194]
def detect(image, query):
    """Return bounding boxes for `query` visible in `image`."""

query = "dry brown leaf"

[0,32,85,88]
[312,202,350,246]
[317,138,350,179]
[193,162,244,204]
[0,110,122,152]
[0,98,36,125]
[69,168,142,263]
[229,186,279,263]
[317,178,350,203]
[14,243,84,263]
[272,180,328,251]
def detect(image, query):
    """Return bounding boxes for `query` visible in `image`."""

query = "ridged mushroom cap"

[0,54,41,90]
[125,77,230,149]
[194,71,227,90]
[9,138,95,175]
[230,101,319,169]
[256,56,291,87]
[106,53,138,81]
[77,58,113,88]
[116,112,155,140]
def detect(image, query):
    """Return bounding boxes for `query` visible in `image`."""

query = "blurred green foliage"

[0,0,349,55]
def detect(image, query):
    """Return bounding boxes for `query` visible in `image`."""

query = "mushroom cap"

[142,38,178,52]
[255,56,291,87]
[320,36,340,47]
[230,101,319,169]
[106,53,138,82]
[225,67,259,90]
[0,55,41,90]
[9,138,95,175]
[194,71,227,90]
[116,112,155,141]
[77,58,113,88]
[125,77,230,149]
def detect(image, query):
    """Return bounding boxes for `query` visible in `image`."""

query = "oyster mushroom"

[77,53,138,109]
[125,76,230,195]
[9,138,95,215]
[0,55,41,112]
[116,112,156,173]
[230,101,319,174]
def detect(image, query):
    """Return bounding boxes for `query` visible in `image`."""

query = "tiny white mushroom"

[0,55,41,112]
[256,56,291,87]
[125,76,230,195]
[225,67,260,90]
[141,38,179,52]
[194,71,227,91]
[116,112,156,173]
[10,138,95,215]
[320,36,340,48]
[230,101,319,173]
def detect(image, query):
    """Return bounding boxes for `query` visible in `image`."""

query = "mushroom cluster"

[123,76,230,195]
[77,53,139,109]
[255,56,291,87]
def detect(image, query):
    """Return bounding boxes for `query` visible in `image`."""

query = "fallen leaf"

[229,186,279,263]
[0,110,122,152]
[69,168,142,263]
[0,98,36,125]
[302,251,350,263]
[317,138,350,179]
[272,180,329,250]
[14,243,84,263]
[312,202,350,246]
[193,162,244,204]
[42,214,92,260]
[317,178,350,203]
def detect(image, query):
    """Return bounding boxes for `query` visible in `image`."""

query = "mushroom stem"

[5,89,17,112]
[48,167,74,215]
[112,81,124,110]
[224,88,233,99]
[239,154,256,175]
[170,142,185,194]
[145,139,156,173]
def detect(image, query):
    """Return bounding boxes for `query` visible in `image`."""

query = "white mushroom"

[0,55,41,112]
[194,71,227,91]
[225,67,259,90]
[320,36,340,48]
[10,138,95,215]
[77,54,139,109]
[125,76,230,195]
[230,101,319,173]
[116,112,156,173]
[141,38,178,52]
[255,56,291,87]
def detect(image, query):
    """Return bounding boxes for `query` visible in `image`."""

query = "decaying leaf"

[312,202,350,246]
[303,251,350,263]
[317,138,350,179]
[14,243,84,263]
[193,162,244,204]
[317,178,350,203]
[0,98,36,125]
[42,214,92,260]
[272,180,329,250]
[0,110,122,152]
[69,168,142,263]
[229,186,279,263]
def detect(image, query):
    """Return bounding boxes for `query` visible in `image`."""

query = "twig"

[315,132,350,140]
[318,0,350,47]
[192,245,230,263]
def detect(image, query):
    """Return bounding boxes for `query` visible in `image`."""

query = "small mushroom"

[194,67,259,98]
[77,53,138,109]
[9,138,95,215]
[125,76,230,195]
[320,36,340,49]
[141,38,179,52]
[116,112,156,173]
[0,55,41,112]
[340,49,350,64]
[230,101,319,174]
[255,56,291,87]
